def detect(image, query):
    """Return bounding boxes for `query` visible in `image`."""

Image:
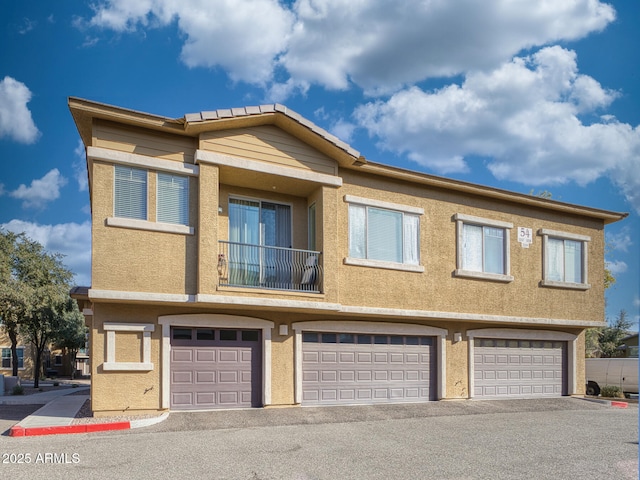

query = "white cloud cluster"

[354,47,640,212]
[85,0,294,85]
[1,219,92,286]
[82,1,640,213]
[85,0,614,93]
[0,76,40,144]
[9,169,68,209]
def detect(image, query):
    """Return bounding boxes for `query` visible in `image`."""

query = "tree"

[0,230,31,377]
[597,310,633,358]
[53,298,87,379]
[14,236,74,387]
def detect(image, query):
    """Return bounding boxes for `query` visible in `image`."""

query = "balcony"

[218,241,323,293]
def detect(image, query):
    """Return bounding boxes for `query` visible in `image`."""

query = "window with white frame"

[454,213,513,282]
[539,229,590,289]
[114,165,147,220]
[1,347,24,369]
[345,195,423,271]
[157,173,189,225]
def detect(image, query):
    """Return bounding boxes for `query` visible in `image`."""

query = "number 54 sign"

[517,227,533,247]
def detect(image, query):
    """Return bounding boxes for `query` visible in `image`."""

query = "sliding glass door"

[228,198,292,287]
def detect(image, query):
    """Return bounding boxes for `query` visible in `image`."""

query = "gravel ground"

[72,399,165,425]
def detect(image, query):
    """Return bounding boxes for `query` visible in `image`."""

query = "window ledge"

[541,280,591,290]
[344,257,425,273]
[454,269,514,283]
[106,217,194,235]
[103,362,154,371]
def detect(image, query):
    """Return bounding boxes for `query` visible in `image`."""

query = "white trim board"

[88,289,604,328]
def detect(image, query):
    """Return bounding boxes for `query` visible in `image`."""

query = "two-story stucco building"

[69,97,627,417]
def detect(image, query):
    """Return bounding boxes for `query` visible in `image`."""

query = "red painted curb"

[9,422,130,437]
[610,401,628,408]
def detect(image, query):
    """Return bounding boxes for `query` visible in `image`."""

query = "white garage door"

[474,338,567,397]
[170,327,262,410]
[302,332,436,406]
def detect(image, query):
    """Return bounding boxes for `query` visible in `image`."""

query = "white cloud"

[86,0,294,85]
[74,139,88,192]
[1,219,92,287]
[354,46,640,213]
[281,0,615,94]
[9,169,68,209]
[0,76,40,144]
[606,260,628,275]
[84,0,614,93]
[607,227,633,253]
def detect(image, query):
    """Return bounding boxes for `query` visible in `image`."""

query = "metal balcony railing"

[218,241,323,293]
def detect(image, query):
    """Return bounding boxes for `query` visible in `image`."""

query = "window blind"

[157,173,189,225]
[114,166,147,220]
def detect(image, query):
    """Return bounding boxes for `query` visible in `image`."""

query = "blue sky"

[1,1,638,327]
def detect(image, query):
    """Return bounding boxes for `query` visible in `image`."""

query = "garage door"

[474,339,567,397]
[170,327,262,410]
[301,332,436,406]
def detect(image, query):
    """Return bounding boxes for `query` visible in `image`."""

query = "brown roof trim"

[358,161,628,224]
[68,97,361,166]
[68,97,628,224]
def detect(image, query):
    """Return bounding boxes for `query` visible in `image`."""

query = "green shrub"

[600,385,625,398]
[11,385,24,396]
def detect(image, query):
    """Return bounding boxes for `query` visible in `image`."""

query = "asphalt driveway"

[0,397,636,480]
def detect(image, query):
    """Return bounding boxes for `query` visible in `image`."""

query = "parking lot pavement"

[147,396,627,433]
[0,397,636,480]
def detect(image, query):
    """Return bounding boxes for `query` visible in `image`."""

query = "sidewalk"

[4,385,168,437]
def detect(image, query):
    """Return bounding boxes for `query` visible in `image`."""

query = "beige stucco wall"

[85,118,604,414]
[89,119,608,324]
[336,169,606,322]
[88,303,587,414]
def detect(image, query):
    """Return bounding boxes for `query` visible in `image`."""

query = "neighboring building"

[0,329,75,380]
[68,97,627,417]
[0,329,33,380]
[620,333,639,358]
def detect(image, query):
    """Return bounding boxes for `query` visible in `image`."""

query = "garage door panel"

[321,352,337,363]
[170,329,261,410]
[172,350,193,362]
[340,371,355,382]
[218,350,239,362]
[302,333,436,406]
[304,352,319,363]
[172,392,193,406]
[195,371,215,384]
[172,371,193,383]
[340,352,355,363]
[218,371,238,383]
[474,339,566,398]
[196,350,215,362]
[219,391,239,405]
[195,392,215,405]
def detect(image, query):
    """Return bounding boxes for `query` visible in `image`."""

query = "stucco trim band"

[196,150,343,187]
[105,217,195,236]
[466,328,578,398]
[88,289,605,328]
[292,321,448,402]
[158,314,275,409]
[87,146,199,176]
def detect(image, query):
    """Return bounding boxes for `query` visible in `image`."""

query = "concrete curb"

[9,412,170,437]
[578,396,629,408]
